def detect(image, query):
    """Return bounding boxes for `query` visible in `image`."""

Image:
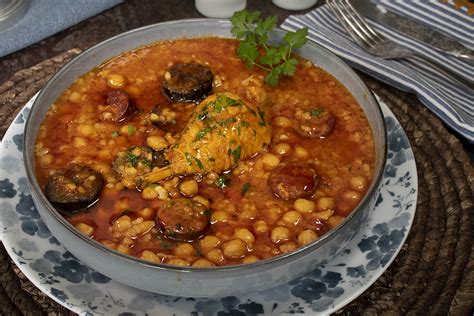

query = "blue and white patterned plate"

[0,94,417,315]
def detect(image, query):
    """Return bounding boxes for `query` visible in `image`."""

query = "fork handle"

[409,55,473,91]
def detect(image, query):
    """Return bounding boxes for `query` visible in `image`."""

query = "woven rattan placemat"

[1,50,473,316]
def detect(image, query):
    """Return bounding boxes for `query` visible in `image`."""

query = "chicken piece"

[142,92,271,183]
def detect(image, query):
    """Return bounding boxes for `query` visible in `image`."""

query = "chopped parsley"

[204,209,212,217]
[240,121,250,127]
[216,175,231,188]
[139,159,152,167]
[193,157,204,169]
[212,95,240,113]
[185,152,192,166]
[241,182,251,196]
[197,111,208,121]
[258,110,266,126]
[194,126,214,141]
[218,117,238,126]
[111,131,119,138]
[125,151,138,166]
[127,124,136,136]
[231,145,242,163]
[310,108,324,116]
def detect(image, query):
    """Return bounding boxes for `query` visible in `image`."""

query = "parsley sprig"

[230,10,309,86]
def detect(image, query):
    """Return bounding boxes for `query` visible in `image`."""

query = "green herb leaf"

[125,151,138,166]
[111,131,119,138]
[310,108,324,116]
[232,145,242,163]
[127,125,135,136]
[231,9,308,86]
[236,41,259,69]
[193,157,204,169]
[204,209,212,217]
[185,152,192,166]
[283,27,309,49]
[257,110,267,126]
[281,58,298,76]
[216,175,230,188]
[241,182,251,196]
[265,66,282,87]
[194,126,214,141]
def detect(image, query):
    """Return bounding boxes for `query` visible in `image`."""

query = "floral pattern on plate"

[0,94,417,315]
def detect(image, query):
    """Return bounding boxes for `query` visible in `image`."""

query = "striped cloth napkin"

[281,0,474,142]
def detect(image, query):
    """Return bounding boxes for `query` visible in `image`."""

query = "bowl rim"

[24,18,387,274]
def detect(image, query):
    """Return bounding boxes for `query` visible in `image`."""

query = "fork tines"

[326,0,384,49]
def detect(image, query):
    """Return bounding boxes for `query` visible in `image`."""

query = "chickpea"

[75,223,94,236]
[234,228,255,244]
[317,197,336,211]
[270,226,291,243]
[100,240,116,249]
[211,210,229,223]
[294,198,315,213]
[314,209,335,221]
[326,215,344,229]
[174,243,196,259]
[146,135,168,151]
[193,196,210,207]
[142,187,158,200]
[125,85,142,97]
[242,255,260,264]
[294,146,309,159]
[112,215,132,232]
[167,258,190,267]
[73,137,87,147]
[106,73,127,89]
[350,176,367,192]
[200,235,220,252]
[155,185,169,200]
[262,153,280,170]
[279,242,297,253]
[266,206,283,223]
[39,154,53,166]
[77,124,95,137]
[222,239,246,259]
[274,116,292,128]
[137,207,154,219]
[179,180,199,197]
[343,191,362,202]
[274,143,291,155]
[206,249,225,265]
[140,250,161,263]
[192,258,215,267]
[239,207,257,219]
[282,211,302,225]
[254,220,268,234]
[68,91,82,102]
[116,244,131,254]
[298,230,318,245]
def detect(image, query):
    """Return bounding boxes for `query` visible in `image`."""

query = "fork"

[326,0,473,90]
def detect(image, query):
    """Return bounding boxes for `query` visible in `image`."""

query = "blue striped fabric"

[281,1,474,142]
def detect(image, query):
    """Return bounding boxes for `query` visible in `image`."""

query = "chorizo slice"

[45,165,104,214]
[162,63,213,103]
[156,198,210,239]
[294,107,335,139]
[101,90,134,122]
[268,163,318,200]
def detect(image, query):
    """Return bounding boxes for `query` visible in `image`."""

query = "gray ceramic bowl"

[24,19,387,297]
